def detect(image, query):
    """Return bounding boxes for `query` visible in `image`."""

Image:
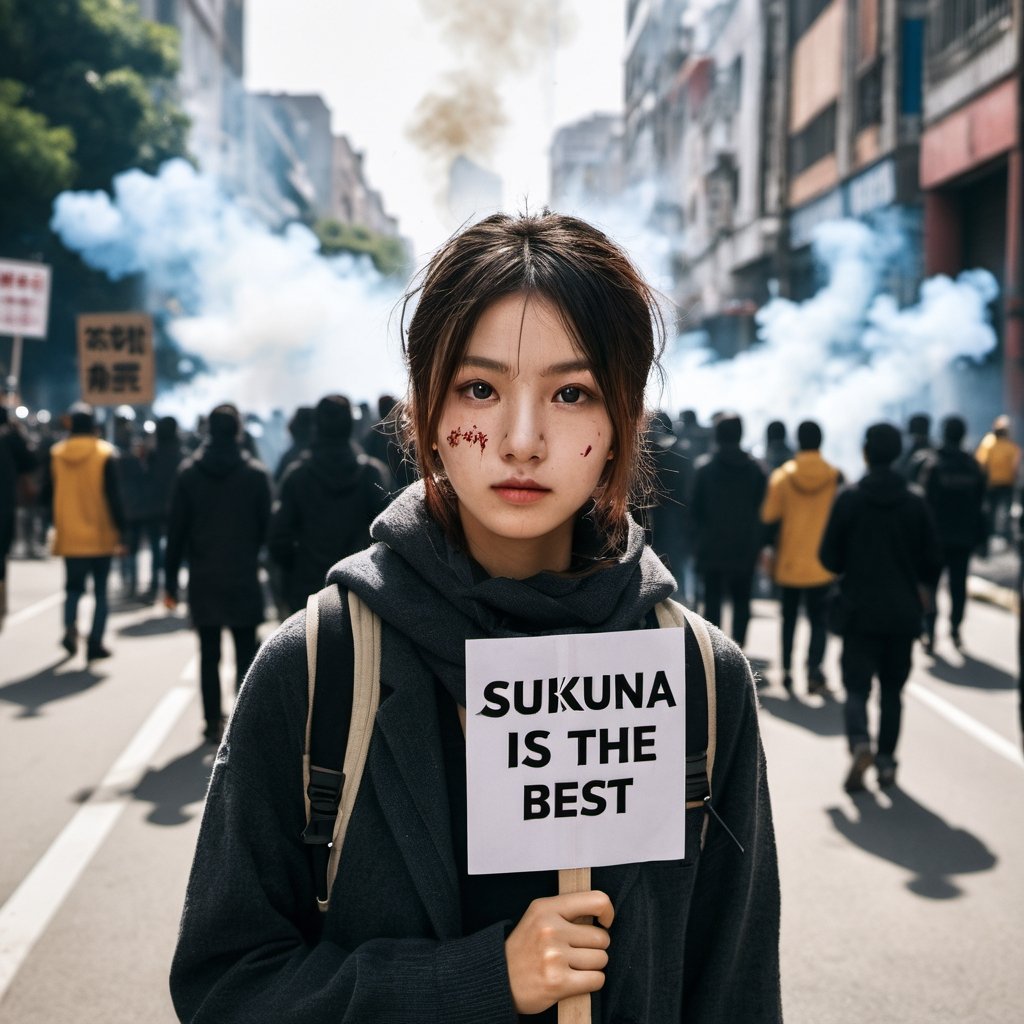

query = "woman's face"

[435,292,615,579]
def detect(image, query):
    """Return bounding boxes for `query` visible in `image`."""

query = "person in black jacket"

[919,415,987,652]
[0,406,36,629]
[164,404,272,744]
[691,413,767,649]
[820,422,943,792]
[169,212,782,1023]
[268,394,392,615]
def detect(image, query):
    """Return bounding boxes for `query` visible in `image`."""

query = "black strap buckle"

[302,765,345,846]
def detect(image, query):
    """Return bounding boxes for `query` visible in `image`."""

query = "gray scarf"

[327,481,676,704]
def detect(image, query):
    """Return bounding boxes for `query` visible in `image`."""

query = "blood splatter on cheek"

[581,444,593,457]
[446,425,489,452]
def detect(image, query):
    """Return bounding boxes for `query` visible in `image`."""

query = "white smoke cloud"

[50,159,408,420]
[662,218,998,474]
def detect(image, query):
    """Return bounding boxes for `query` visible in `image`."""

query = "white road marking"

[0,657,197,1000]
[3,592,64,629]
[908,682,1024,769]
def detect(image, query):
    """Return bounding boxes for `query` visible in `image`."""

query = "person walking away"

[170,212,782,1023]
[759,420,794,473]
[116,429,151,599]
[45,402,126,659]
[135,416,188,600]
[268,394,392,616]
[760,420,842,694]
[645,411,696,603]
[898,412,934,483]
[919,415,987,652]
[363,393,417,492]
[692,413,767,649]
[273,406,315,486]
[820,422,942,791]
[975,414,1021,545]
[0,407,37,629]
[164,405,272,744]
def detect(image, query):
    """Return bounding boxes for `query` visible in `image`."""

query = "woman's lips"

[492,482,551,505]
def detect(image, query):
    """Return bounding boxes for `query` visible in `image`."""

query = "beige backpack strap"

[655,599,718,843]
[321,591,382,910]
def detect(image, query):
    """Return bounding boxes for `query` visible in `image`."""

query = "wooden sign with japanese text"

[465,628,686,875]
[76,313,156,406]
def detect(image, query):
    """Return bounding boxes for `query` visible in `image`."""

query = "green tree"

[0,0,192,405]
[314,218,410,278]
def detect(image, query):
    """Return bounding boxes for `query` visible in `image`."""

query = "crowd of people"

[1,395,1020,774]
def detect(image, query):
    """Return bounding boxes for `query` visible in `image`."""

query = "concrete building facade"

[550,114,625,206]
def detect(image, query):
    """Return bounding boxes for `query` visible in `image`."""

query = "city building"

[331,135,400,237]
[136,0,246,183]
[919,0,1023,414]
[550,114,625,207]
[783,0,927,302]
[447,156,503,225]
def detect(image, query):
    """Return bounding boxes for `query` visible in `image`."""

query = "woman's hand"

[504,890,614,1015]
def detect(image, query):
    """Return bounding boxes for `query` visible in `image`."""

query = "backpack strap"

[655,599,718,847]
[302,585,381,912]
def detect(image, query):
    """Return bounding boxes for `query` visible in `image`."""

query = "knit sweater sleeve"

[169,613,518,1024]
[681,628,783,1022]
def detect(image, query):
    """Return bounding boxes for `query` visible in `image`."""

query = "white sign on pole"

[0,259,52,339]
[465,628,686,875]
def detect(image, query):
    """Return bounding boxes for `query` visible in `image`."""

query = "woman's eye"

[557,386,583,404]
[468,381,493,400]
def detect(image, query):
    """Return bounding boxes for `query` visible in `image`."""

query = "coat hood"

[858,466,910,507]
[784,451,840,494]
[194,439,245,479]
[327,480,675,705]
[53,435,113,466]
[302,440,368,493]
[711,443,756,469]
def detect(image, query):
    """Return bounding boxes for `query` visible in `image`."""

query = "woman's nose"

[499,400,545,462]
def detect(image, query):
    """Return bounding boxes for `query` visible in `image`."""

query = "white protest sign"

[465,627,685,875]
[0,258,51,339]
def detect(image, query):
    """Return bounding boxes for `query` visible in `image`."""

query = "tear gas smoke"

[664,219,999,476]
[50,159,408,421]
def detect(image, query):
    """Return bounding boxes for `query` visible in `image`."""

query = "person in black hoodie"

[137,416,189,599]
[919,414,987,652]
[820,422,942,792]
[169,212,782,1023]
[164,404,272,743]
[691,413,767,649]
[0,406,36,629]
[268,394,392,615]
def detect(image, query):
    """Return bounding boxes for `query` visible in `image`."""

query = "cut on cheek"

[445,424,488,451]
[581,444,593,457]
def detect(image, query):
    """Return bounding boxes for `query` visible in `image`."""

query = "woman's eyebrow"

[460,356,593,377]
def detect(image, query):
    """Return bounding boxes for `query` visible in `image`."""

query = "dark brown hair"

[400,211,665,553]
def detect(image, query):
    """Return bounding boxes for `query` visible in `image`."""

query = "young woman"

[170,212,782,1022]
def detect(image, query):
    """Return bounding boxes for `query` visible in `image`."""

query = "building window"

[856,62,883,130]
[928,0,1011,58]
[901,18,924,114]
[790,103,837,176]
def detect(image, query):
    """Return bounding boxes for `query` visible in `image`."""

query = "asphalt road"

[0,554,1021,1023]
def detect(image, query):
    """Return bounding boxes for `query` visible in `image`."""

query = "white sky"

[245,0,627,258]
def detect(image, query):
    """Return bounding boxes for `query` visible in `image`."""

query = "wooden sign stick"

[557,866,592,1024]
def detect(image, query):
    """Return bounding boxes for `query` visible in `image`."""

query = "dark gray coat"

[164,440,271,627]
[170,486,782,1022]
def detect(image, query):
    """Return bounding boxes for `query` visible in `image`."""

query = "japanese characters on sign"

[465,627,686,875]
[0,258,52,339]
[76,313,156,406]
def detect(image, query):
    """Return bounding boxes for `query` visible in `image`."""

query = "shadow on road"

[760,691,845,738]
[130,744,215,826]
[0,658,108,717]
[827,788,997,899]
[117,614,192,638]
[924,650,1017,691]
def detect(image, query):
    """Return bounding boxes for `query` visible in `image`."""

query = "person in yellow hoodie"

[975,414,1021,543]
[45,402,125,660]
[760,421,843,694]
